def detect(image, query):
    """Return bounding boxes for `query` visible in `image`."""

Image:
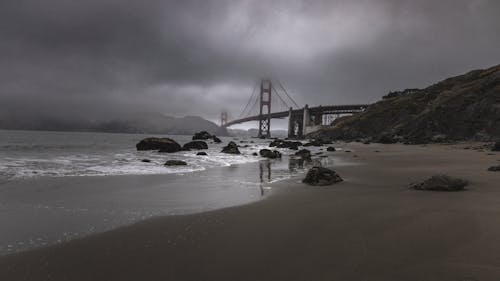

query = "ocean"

[0,129,345,255]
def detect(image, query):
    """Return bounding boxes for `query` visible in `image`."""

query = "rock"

[269,139,301,150]
[212,136,222,143]
[192,131,212,140]
[302,167,343,186]
[295,149,311,160]
[252,152,258,156]
[221,141,241,154]
[141,159,151,163]
[363,140,371,145]
[378,135,397,144]
[165,160,188,166]
[488,165,500,171]
[492,141,500,151]
[326,146,336,152]
[136,137,181,153]
[409,175,468,191]
[182,141,208,150]
[196,152,208,156]
[259,149,282,159]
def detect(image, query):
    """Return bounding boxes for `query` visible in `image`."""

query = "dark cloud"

[1,0,499,128]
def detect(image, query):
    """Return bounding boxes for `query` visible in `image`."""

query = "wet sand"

[1,143,500,281]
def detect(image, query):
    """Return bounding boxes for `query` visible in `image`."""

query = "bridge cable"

[277,80,300,109]
[238,81,259,119]
[271,84,291,111]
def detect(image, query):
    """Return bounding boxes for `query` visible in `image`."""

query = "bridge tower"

[220,111,228,127]
[258,79,272,138]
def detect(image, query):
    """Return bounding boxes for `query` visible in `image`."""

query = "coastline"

[1,142,500,280]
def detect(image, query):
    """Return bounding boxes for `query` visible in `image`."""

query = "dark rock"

[192,131,212,140]
[221,141,241,154]
[344,150,352,153]
[493,141,500,151]
[363,141,371,145]
[409,175,468,191]
[141,159,151,163]
[295,149,311,160]
[378,135,397,144]
[212,136,222,143]
[196,152,208,156]
[136,137,181,153]
[252,152,258,156]
[326,146,336,152]
[269,139,301,150]
[182,141,208,150]
[259,149,282,159]
[302,167,343,186]
[165,160,188,166]
[488,165,500,171]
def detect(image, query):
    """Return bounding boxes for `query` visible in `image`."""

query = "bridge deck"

[224,104,369,127]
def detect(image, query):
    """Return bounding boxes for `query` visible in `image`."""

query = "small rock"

[165,160,188,166]
[492,141,500,151]
[182,141,208,150]
[302,167,343,186]
[212,136,222,143]
[488,165,500,171]
[252,152,258,156]
[326,146,336,152]
[259,149,282,159]
[141,159,151,163]
[221,141,241,154]
[409,175,468,191]
[196,152,208,156]
[295,149,311,160]
[192,131,212,140]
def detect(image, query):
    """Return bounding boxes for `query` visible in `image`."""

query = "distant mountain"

[310,64,500,143]
[0,112,228,136]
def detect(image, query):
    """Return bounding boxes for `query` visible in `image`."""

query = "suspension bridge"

[220,79,369,139]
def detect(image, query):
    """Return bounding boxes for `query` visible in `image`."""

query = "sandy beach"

[1,142,499,281]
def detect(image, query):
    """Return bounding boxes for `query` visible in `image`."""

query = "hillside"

[310,64,500,143]
[0,112,228,136]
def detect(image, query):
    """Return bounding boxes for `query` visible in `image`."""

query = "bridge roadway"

[224,104,369,127]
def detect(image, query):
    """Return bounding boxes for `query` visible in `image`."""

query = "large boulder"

[303,167,343,186]
[259,149,282,159]
[136,137,181,153]
[409,175,468,191]
[165,160,187,166]
[192,131,212,140]
[182,141,208,150]
[295,149,311,160]
[221,141,241,154]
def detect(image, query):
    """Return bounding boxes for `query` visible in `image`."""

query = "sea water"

[0,129,348,255]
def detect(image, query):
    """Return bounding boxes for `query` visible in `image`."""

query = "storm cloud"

[1,0,500,127]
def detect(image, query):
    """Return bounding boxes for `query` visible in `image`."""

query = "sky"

[1,0,500,129]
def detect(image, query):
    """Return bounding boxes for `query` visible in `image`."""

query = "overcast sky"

[1,0,500,128]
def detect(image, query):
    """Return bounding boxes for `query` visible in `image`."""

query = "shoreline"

[1,142,500,280]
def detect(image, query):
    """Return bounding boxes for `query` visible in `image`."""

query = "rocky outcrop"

[259,149,282,159]
[136,137,181,153]
[165,160,188,166]
[409,175,468,191]
[182,141,208,150]
[221,141,241,154]
[302,167,343,186]
[309,64,500,143]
